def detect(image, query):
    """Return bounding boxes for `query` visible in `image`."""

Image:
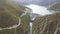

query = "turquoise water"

[30,22,32,34]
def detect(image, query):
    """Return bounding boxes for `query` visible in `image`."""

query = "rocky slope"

[33,12,60,34]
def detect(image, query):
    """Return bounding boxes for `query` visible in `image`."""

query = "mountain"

[12,0,60,7]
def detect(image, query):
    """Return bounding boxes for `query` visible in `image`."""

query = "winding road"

[0,18,20,30]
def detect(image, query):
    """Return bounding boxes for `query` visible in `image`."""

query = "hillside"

[0,0,31,34]
[33,12,60,34]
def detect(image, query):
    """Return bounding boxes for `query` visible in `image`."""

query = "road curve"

[0,18,21,30]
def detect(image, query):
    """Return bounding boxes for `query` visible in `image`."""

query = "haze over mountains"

[12,0,60,7]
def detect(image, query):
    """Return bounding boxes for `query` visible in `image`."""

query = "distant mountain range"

[12,0,60,7]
